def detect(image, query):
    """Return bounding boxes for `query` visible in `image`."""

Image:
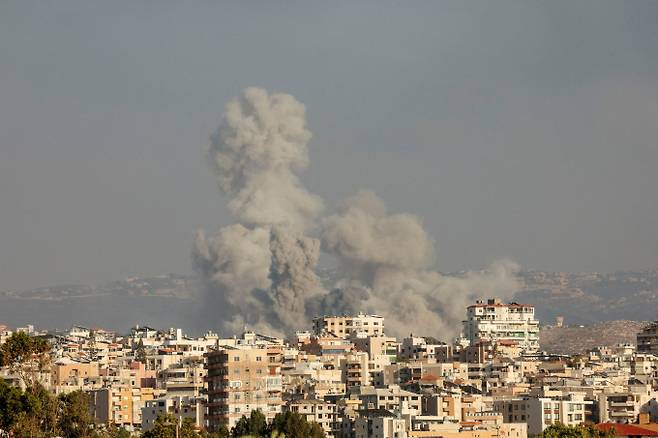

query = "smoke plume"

[193,88,324,336]
[194,87,519,340]
[320,190,519,338]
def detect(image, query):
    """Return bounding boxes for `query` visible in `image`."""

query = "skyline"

[1,1,657,291]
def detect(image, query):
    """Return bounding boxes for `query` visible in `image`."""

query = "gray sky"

[1,1,657,291]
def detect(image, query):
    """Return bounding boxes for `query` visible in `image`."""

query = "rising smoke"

[193,87,519,340]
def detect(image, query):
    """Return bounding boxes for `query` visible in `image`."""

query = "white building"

[462,298,539,353]
[493,393,591,435]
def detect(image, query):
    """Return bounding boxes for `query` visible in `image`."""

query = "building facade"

[462,299,539,353]
[313,313,385,339]
[205,347,282,431]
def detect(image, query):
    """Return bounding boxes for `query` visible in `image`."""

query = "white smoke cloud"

[194,87,520,340]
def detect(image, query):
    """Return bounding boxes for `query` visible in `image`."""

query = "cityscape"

[4,299,658,437]
[1,2,657,438]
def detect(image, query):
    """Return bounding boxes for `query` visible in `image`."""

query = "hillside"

[539,320,648,355]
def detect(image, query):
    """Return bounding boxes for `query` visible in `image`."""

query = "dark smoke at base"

[193,88,519,340]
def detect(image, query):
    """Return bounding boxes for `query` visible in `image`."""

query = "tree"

[230,410,267,438]
[535,423,616,438]
[0,378,25,433]
[268,412,324,438]
[135,339,147,366]
[59,390,93,438]
[141,414,202,438]
[11,383,60,438]
[0,332,51,390]
[142,414,177,438]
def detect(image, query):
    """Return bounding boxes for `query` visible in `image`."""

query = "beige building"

[354,412,408,438]
[205,346,282,431]
[89,386,155,427]
[286,398,339,437]
[51,358,100,394]
[313,313,385,339]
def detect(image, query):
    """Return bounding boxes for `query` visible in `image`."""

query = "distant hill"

[515,270,658,324]
[539,320,647,355]
[1,269,658,335]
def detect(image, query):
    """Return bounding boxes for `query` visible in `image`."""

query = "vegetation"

[226,411,324,438]
[0,332,51,390]
[0,379,89,438]
[535,423,616,438]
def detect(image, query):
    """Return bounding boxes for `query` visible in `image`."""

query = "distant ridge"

[539,320,647,355]
[1,270,658,337]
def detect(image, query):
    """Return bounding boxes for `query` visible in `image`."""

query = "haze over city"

[1,1,657,295]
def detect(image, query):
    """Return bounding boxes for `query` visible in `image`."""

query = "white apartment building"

[463,298,539,353]
[493,393,591,435]
[313,313,384,339]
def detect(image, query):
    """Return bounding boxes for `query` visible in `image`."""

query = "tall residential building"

[637,321,658,355]
[205,347,282,431]
[462,298,539,353]
[312,313,384,339]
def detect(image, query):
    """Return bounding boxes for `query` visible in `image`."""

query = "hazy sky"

[1,1,657,290]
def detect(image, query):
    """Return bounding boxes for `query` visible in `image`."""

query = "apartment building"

[313,313,385,339]
[354,410,408,438]
[51,357,100,394]
[205,346,282,431]
[286,398,339,437]
[493,393,590,435]
[89,386,155,427]
[598,381,658,423]
[142,396,205,431]
[637,322,658,355]
[462,299,539,354]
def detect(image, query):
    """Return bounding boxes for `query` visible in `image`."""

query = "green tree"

[200,426,229,438]
[0,332,51,390]
[268,412,324,438]
[59,390,93,438]
[0,378,26,433]
[12,383,60,438]
[535,423,615,438]
[142,414,202,438]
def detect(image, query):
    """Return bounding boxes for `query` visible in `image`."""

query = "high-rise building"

[462,298,539,353]
[205,346,282,431]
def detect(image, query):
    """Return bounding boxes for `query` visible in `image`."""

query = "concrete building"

[354,410,408,438]
[142,396,204,431]
[462,299,539,354]
[51,357,100,394]
[89,386,155,428]
[286,398,339,437]
[493,393,590,435]
[638,322,658,355]
[205,346,282,431]
[313,313,385,339]
[598,381,658,424]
